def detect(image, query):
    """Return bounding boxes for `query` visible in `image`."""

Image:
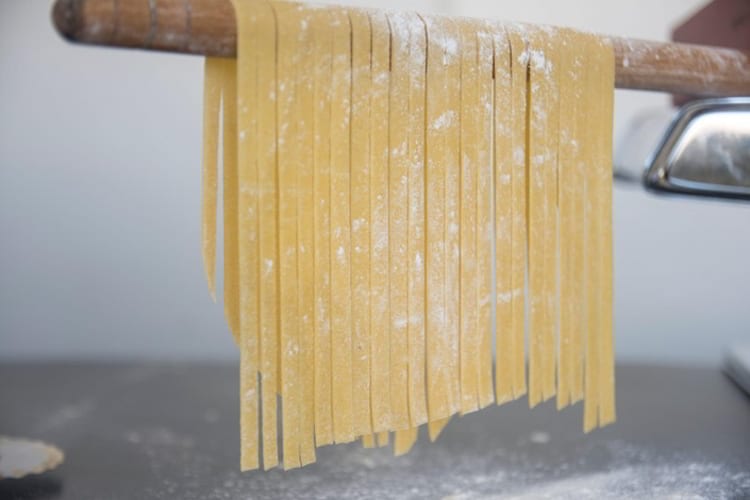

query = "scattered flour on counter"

[196,439,750,500]
[125,427,195,449]
[120,415,749,500]
[528,432,550,444]
[124,426,212,500]
[445,462,750,500]
[34,399,94,432]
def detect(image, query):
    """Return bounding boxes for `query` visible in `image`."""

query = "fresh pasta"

[202,0,616,471]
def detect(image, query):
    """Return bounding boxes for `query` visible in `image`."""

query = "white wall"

[1,0,748,364]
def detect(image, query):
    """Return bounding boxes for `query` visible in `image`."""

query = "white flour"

[446,463,750,500]
[189,437,750,500]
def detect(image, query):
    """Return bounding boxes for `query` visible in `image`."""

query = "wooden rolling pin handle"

[52,0,750,97]
[52,0,236,57]
[610,37,750,97]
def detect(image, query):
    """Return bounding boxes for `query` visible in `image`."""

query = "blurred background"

[1,0,748,364]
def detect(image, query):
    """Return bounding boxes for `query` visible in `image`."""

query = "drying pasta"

[202,0,616,471]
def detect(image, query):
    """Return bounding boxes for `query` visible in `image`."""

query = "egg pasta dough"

[202,0,615,471]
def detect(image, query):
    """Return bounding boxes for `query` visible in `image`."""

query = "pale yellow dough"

[350,8,374,438]
[312,6,334,447]
[458,19,480,415]
[388,10,411,432]
[329,8,355,444]
[368,10,392,435]
[507,26,529,400]
[206,2,616,470]
[275,1,302,469]
[493,24,513,404]
[201,58,221,303]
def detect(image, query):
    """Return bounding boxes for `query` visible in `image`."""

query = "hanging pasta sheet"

[202,0,616,471]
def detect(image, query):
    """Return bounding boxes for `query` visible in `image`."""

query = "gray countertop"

[1,362,748,499]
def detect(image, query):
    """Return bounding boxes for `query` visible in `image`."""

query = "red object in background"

[672,0,750,103]
[673,0,750,50]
